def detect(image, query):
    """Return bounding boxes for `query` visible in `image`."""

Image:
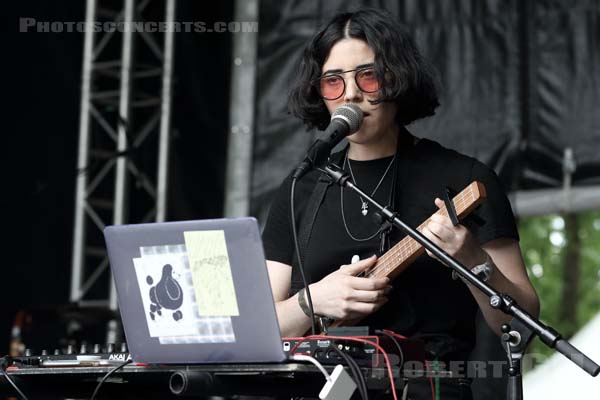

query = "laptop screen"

[104,217,285,364]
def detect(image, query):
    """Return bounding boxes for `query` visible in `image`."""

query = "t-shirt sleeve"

[467,160,520,244]
[261,176,294,265]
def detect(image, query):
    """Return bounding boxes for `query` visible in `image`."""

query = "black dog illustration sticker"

[147,264,184,322]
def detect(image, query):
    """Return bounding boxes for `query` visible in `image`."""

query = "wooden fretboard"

[365,181,487,280]
[327,181,487,330]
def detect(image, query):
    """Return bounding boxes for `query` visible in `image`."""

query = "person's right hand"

[309,255,391,320]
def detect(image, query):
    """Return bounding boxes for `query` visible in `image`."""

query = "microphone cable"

[290,177,317,335]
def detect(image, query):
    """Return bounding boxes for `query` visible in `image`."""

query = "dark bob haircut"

[288,8,440,131]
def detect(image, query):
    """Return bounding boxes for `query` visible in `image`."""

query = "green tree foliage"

[519,210,600,363]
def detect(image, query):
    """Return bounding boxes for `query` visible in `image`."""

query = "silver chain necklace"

[345,151,396,216]
[340,152,395,242]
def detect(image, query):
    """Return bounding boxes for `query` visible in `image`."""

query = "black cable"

[89,359,133,400]
[341,355,366,400]
[343,352,367,400]
[329,345,368,400]
[375,330,404,373]
[290,177,317,335]
[344,352,368,400]
[0,357,29,400]
[374,330,407,400]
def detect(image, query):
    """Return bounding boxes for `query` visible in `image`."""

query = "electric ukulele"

[327,180,487,329]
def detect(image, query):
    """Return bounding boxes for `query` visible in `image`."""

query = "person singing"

[262,8,539,399]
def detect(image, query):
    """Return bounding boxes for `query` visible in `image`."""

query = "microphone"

[292,103,364,180]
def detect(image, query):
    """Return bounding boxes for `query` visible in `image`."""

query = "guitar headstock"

[446,181,487,219]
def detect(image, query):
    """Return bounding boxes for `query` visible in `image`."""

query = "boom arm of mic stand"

[321,162,600,378]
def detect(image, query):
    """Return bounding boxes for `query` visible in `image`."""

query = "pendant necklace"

[345,151,396,216]
[340,150,396,242]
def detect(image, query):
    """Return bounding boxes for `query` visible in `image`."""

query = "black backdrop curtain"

[251,0,600,220]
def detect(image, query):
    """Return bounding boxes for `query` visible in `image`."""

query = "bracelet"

[298,288,336,333]
[297,288,313,318]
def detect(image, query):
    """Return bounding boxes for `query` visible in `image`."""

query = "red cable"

[425,360,435,400]
[289,335,399,400]
[382,329,407,340]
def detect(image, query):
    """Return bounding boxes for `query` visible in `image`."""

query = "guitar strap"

[289,153,343,296]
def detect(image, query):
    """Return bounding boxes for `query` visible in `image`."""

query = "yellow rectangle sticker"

[183,230,240,317]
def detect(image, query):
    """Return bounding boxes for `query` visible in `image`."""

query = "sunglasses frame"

[313,66,380,101]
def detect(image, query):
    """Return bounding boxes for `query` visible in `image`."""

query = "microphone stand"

[318,162,600,400]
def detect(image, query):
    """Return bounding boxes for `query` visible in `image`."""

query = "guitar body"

[327,181,487,330]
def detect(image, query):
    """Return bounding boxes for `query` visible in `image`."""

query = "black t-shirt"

[262,135,519,361]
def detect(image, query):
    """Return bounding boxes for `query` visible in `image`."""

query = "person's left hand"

[421,198,488,267]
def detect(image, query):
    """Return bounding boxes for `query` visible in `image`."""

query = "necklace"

[345,152,396,216]
[340,151,396,242]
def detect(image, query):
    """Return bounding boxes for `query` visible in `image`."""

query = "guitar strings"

[368,187,475,277]
[364,186,477,278]
[369,193,471,277]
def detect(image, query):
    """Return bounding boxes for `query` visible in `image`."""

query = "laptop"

[103,217,286,364]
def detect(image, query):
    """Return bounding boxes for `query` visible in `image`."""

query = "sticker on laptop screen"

[132,243,236,344]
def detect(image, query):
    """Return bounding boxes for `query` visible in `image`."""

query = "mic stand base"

[501,319,534,400]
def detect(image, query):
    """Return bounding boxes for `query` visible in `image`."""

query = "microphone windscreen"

[331,103,364,133]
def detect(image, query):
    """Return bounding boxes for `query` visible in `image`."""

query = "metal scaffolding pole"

[110,0,135,311]
[71,0,97,305]
[71,0,176,312]
[224,0,259,217]
[157,0,176,222]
